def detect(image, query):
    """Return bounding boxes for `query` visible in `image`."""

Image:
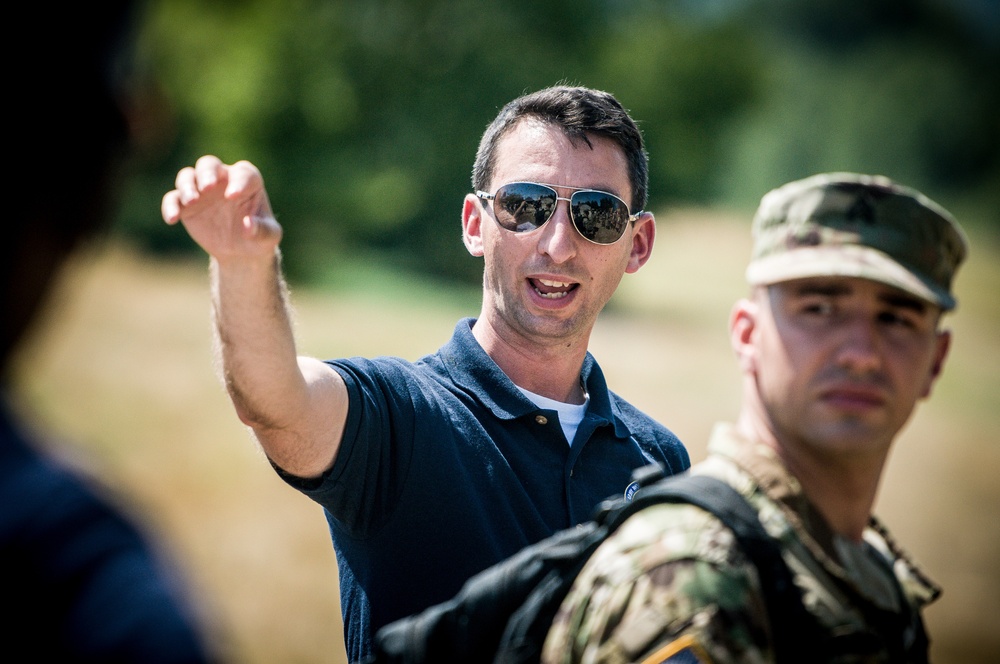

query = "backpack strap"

[498,469,827,664]
[613,472,826,663]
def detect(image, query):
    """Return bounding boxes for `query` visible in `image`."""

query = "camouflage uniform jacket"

[541,423,941,664]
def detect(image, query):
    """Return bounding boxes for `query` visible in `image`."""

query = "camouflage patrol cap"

[746,173,968,310]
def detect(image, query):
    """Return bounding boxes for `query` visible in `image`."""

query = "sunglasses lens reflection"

[569,190,629,244]
[495,183,556,232]
[492,182,630,244]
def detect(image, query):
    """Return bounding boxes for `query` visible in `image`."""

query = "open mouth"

[530,277,576,299]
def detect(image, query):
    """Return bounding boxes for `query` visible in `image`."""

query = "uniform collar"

[706,422,941,608]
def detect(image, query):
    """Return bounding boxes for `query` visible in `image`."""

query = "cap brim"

[745,245,956,310]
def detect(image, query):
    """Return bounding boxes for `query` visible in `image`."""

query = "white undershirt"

[517,386,589,446]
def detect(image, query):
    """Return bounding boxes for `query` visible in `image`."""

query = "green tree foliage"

[119,0,997,287]
[714,0,1000,219]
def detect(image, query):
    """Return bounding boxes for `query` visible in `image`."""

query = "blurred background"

[10,0,998,662]
[119,0,999,284]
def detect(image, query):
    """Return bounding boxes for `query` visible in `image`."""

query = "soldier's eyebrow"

[879,291,928,314]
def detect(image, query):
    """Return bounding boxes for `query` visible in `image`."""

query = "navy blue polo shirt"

[277,318,689,662]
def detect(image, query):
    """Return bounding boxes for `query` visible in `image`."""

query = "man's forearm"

[210,249,305,432]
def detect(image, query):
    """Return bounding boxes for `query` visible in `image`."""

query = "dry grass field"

[10,209,999,663]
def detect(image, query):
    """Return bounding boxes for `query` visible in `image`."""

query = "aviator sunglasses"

[476,181,641,245]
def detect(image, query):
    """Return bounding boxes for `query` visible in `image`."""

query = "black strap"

[496,471,825,663]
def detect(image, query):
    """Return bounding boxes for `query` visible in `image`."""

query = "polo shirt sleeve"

[272,356,418,538]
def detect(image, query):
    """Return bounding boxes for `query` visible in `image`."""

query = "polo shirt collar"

[440,318,630,437]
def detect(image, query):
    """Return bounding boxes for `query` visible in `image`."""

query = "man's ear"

[462,194,484,257]
[730,297,759,374]
[921,329,952,399]
[625,211,655,274]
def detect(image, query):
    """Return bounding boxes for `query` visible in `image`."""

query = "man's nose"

[536,199,578,263]
[836,317,883,375]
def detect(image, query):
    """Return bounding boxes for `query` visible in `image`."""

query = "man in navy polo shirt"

[161,85,690,662]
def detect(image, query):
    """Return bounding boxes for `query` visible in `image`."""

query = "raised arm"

[162,155,347,478]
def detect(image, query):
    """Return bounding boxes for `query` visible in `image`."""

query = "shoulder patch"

[640,634,713,664]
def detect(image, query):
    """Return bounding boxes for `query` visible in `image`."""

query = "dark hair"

[471,86,649,212]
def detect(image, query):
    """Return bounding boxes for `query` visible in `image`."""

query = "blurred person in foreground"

[541,173,967,663]
[161,85,690,661]
[1,3,217,661]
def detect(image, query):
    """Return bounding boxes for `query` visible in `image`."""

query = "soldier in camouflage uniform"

[542,173,968,664]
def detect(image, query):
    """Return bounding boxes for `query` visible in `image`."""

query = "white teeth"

[537,290,568,299]
[538,278,570,288]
